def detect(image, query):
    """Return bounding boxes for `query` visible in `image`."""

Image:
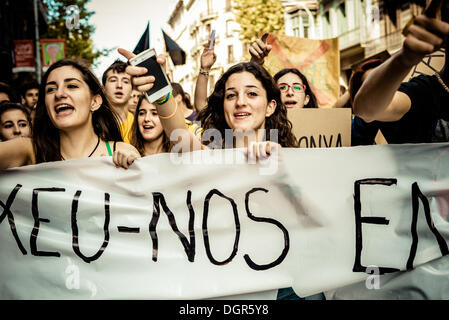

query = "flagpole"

[33,0,42,83]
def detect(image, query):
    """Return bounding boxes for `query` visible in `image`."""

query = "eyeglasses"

[279,83,306,92]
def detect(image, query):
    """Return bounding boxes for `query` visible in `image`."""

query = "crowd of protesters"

[0,2,448,300]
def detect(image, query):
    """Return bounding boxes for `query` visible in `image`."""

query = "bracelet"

[158,102,178,119]
[154,91,172,105]
[199,68,210,76]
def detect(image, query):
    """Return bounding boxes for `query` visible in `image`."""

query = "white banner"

[1,145,449,299]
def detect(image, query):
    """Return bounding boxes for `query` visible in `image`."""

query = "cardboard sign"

[264,33,340,108]
[287,108,351,148]
[41,39,66,68]
[12,40,35,73]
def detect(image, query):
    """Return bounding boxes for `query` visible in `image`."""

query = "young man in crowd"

[20,81,39,122]
[21,81,39,110]
[127,87,142,115]
[353,2,449,143]
[102,60,134,143]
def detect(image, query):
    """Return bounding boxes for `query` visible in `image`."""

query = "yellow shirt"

[185,119,203,139]
[119,112,134,144]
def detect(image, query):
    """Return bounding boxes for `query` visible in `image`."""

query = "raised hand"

[117,48,167,93]
[200,40,217,71]
[400,11,449,67]
[249,33,272,65]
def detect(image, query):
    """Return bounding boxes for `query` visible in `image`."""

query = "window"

[226,0,232,12]
[227,45,234,63]
[337,2,347,34]
[302,13,309,38]
[226,20,233,37]
[291,15,300,37]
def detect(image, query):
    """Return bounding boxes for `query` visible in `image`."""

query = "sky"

[87,0,178,79]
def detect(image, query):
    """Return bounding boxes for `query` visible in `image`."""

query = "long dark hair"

[0,101,32,140]
[197,62,297,148]
[273,68,318,108]
[131,95,170,155]
[33,59,122,163]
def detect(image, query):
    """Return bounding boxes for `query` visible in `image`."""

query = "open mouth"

[142,125,154,131]
[234,112,251,119]
[284,101,297,107]
[114,92,124,98]
[55,104,75,115]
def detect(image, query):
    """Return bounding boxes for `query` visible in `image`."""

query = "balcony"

[200,10,218,22]
[338,28,361,51]
[363,29,403,57]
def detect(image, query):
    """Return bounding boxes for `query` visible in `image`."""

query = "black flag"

[162,29,186,65]
[133,22,150,55]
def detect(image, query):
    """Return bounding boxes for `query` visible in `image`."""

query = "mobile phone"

[129,48,172,103]
[209,30,216,50]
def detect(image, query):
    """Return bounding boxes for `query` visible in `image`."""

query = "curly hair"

[33,59,122,163]
[131,95,170,155]
[273,68,318,108]
[197,62,297,148]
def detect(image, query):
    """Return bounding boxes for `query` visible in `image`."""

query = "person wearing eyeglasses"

[273,68,318,109]
[249,38,318,109]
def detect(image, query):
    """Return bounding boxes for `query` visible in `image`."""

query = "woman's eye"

[67,84,78,89]
[248,91,258,97]
[46,87,56,93]
[3,124,12,129]
[19,123,28,128]
[225,93,236,99]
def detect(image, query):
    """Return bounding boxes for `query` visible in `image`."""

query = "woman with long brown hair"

[0,59,139,169]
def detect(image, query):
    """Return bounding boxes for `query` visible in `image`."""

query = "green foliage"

[42,0,112,66]
[233,0,285,44]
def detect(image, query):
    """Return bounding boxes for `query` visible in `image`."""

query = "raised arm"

[249,33,272,66]
[118,48,204,153]
[353,12,449,122]
[0,137,35,169]
[193,41,216,113]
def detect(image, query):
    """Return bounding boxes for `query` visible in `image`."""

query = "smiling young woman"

[199,62,297,148]
[0,59,140,170]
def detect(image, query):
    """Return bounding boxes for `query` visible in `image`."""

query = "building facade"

[166,0,431,92]
[165,0,245,96]
[283,0,428,85]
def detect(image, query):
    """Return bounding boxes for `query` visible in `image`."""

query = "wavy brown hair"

[130,95,170,155]
[197,62,297,148]
[33,59,122,163]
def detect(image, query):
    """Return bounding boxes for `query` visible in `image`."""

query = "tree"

[42,0,112,66]
[233,0,285,45]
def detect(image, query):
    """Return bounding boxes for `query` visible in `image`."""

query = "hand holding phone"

[209,30,216,50]
[128,48,172,103]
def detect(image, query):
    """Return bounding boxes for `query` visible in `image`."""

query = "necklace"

[87,136,101,157]
[435,72,449,93]
[61,136,100,160]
